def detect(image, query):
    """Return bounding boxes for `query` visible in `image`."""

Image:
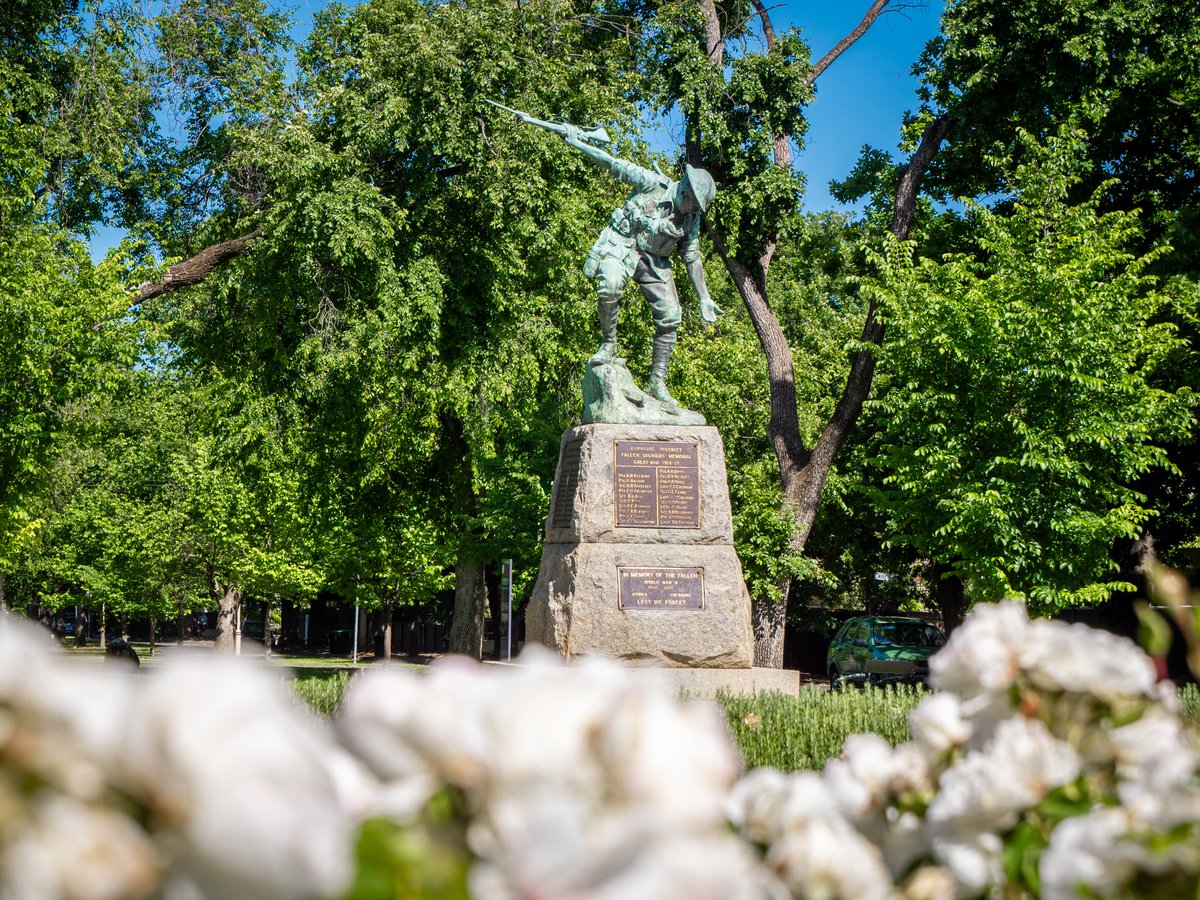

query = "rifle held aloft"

[485,99,612,146]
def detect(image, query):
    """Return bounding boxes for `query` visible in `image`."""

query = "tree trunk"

[149,614,156,657]
[264,595,276,656]
[752,594,788,669]
[933,563,966,635]
[211,570,242,653]
[379,603,394,660]
[449,558,487,659]
[1114,531,1158,598]
[441,408,489,660]
[691,3,950,667]
[0,572,6,612]
[100,601,106,647]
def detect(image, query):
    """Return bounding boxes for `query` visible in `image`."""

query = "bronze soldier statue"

[561,125,721,409]
[486,100,722,413]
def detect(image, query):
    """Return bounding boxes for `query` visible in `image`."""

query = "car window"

[874,622,944,648]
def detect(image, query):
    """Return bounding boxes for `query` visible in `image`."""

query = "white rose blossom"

[1039,807,1135,900]
[927,716,1080,892]
[1040,795,1200,900]
[1,617,356,900]
[0,796,160,900]
[765,815,895,900]
[901,865,958,900]
[908,693,971,757]
[1019,619,1157,703]
[825,734,931,821]
[727,770,895,898]
[1105,707,1200,792]
[727,768,842,843]
[928,829,1004,897]
[928,601,1029,700]
[338,646,759,899]
[823,734,932,877]
[117,658,355,900]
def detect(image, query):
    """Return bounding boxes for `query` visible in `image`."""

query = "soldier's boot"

[589,297,620,363]
[645,329,680,408]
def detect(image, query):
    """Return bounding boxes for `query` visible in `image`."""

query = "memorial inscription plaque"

[551,437,585,529]
[618,566,705,610]
[614,440,700,528]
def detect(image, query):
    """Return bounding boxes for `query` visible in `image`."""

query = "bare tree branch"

[749,0,778,52]
[688,0,944,666]
[781,113,949,575]
[808,0,891,85]
[133,229,262,304]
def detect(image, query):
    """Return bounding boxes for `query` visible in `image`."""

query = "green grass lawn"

[292,669,358,717]
[1182,683,1199,730]
[289,672,1200,773]
[288,670,924,770]
[720,685,925,771]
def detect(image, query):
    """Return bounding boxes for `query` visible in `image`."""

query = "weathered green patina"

[493,102,721,425]
[566,125,720,425]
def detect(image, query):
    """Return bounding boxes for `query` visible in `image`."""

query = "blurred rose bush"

[2,602,1198,899]
[729,602,1200,899]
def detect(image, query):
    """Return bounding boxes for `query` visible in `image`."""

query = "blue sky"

[91,1,943,258]
[641,3,946,211]
[780,2,944,210]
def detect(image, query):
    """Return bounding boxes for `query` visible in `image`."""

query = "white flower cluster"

[0,620,763,900]
[3,602,1198,900]
[0,616,353,900]
[337,647,767,900]
[729,601,1200,899]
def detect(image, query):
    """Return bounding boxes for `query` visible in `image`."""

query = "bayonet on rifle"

[485,98,612,146]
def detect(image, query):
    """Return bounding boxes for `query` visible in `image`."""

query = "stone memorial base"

[527,423,754,668]
[486,660,803,699]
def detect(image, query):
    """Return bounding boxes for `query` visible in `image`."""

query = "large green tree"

[868,134,1195,621]
[833,0,1200,618]
[19,370,199,640]
[0,0,154,605]
[131,0,646,655]
[609,0,947,664]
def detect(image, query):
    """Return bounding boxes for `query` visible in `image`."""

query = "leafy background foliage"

[2,0,1198,661]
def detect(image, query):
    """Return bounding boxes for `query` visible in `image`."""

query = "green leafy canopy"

[868,130,1196,611]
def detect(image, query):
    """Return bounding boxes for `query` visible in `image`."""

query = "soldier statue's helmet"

[683,164,716,214]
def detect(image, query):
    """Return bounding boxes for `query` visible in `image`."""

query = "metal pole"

[352,578,359,666]
[505,558,513,660]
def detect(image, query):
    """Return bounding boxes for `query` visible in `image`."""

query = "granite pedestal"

[527,423,754,668]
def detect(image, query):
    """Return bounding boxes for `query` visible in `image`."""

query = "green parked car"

[826,616,946,689]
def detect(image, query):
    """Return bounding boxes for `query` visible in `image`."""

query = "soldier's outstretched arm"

[562,126,658,190]
[681,224,723,323]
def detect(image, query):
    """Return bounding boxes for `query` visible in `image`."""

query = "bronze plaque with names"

[550,437,585,529]
[618,567,705,610]
[614,440,700,528]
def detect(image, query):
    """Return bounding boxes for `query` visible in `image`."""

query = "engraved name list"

[613,440,700,528]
